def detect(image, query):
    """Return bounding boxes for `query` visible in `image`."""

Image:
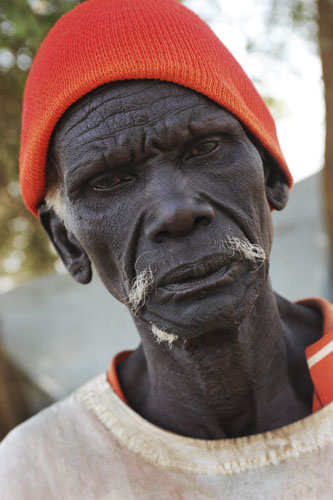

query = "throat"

[117,287,317,439]
[117,336,305,440]
[118,338,258,439]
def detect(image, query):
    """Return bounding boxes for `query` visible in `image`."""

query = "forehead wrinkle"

[77,115,194,162]
[91,80,183,108]
[73,95,200,141]
[63,160,91,186]
[53,84,237,174]
[61,132,137,184]
[63,143,108,178]
[188,106,245,137]
[57,88,132,141]
[54,131,111,186]
[63,81,201,128]
[59,102,201,157]
[57,108,233,176]
[59,81,200,140]
[48,81,216,184]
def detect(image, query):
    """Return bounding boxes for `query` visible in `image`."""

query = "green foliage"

[268,0,318,45]
[0,1,80,289]
[262,96,285,120]
[244,0,318,65]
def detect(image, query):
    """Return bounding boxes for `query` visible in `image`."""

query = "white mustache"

[127,266,154,315]
[224,236,266,265]
[127,237,266,314]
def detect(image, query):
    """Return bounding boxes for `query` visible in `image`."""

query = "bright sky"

[184,0,325,183]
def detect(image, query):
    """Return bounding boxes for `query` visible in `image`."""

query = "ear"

[264,159,289,211]
[38,203,92,284]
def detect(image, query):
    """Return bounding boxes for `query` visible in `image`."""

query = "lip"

[156,254,234,299]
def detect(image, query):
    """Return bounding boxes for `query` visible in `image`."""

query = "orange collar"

[302,298,333,411]
[107,298,333,413]
[106,350,133,405]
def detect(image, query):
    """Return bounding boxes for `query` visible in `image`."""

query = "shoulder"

[0,395,73,498]
[0,374,110,499]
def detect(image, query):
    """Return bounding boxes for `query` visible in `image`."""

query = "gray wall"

[271,172,331,301]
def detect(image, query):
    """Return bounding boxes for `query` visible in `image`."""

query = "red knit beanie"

[20,0,292,216]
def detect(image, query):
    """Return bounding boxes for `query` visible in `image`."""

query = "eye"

[92,174,132,191]
[186,140,219,159]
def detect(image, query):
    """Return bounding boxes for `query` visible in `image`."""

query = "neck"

[118,280,321,439]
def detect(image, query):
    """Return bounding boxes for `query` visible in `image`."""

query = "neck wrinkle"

[121,280,308,439]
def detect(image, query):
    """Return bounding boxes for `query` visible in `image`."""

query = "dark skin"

[39,80,322,439]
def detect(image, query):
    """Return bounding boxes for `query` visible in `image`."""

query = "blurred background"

[0,0,332,439]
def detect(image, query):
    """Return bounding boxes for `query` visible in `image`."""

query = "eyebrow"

[64,146,141,191]
[61,108,243,189]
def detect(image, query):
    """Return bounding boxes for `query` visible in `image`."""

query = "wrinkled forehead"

[50,80,243,161]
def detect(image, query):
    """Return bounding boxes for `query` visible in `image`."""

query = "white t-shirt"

[1,373,333,499]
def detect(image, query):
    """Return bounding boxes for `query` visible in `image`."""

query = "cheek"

[206,157,268,222]
[66,198,140,299]
[208,159,273,254]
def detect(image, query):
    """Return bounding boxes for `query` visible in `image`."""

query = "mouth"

[157,255,234,299]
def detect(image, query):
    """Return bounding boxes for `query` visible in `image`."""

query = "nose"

[145,194,214,243]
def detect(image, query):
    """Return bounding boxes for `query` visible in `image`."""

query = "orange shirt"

[107,298,333,413]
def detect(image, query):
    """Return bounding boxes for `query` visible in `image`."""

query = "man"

[1,0,333,498]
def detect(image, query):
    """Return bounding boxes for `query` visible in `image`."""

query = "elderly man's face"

[48,80,280,339]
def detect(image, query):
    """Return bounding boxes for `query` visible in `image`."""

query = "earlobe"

[264,160,289,211]
[38,203,92,284]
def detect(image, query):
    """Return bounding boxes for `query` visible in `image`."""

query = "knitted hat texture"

[20,0,292,216]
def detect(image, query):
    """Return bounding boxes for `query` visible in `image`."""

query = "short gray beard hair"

[127,272,179,348]
[127,237,266,315]
[127,237,267,347]
[127,267,154,315]
[224,236,266,267]
[151,324,179,349]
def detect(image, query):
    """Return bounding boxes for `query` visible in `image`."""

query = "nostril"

[194,215,211,227]
[155,230,170,243]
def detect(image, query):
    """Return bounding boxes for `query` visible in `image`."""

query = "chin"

[139,262,268,340]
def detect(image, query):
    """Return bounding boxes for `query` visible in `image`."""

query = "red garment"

[107,350,132,405]
[20,0,292,216]
[304,298,333,411]
[107,298,333,413]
